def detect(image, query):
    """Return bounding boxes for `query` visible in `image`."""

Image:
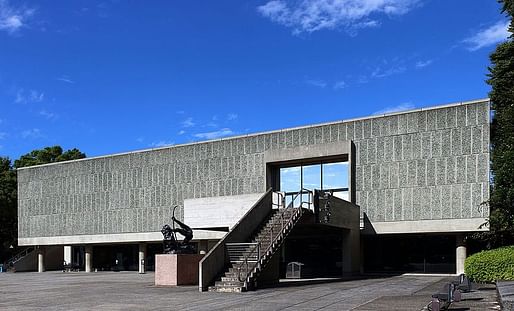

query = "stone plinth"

[155,254,203,286]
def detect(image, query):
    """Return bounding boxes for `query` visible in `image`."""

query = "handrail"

[199,189,273,291]
[283,188,314,212]
[233,243,260,282]
[236,188,312,288]
[271,191,285,209]
[4,246,35,267]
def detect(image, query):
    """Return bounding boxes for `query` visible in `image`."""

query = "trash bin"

[286,262,304,279]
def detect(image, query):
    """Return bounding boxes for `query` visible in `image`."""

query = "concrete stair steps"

[221,276,242,282]
[208,286,245,293]
[223,272,239,278]
[215,280,245,287]
[227,267,251,274]
[210,207,307,293]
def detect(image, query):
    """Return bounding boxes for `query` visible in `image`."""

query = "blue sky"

[0,0,510,160]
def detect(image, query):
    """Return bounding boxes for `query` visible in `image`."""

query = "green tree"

[0,157,17,262]
[486,0,514,247]
[14,146,86,168]
[0,146,86,262]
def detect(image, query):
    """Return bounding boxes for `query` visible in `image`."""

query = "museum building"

[15,99,490,291]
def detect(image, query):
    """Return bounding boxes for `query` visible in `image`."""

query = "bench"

[428,274,471,311]
[62,261,80,272]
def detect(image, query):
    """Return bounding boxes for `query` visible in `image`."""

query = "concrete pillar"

[138,243,146,274]
[64,246,72,265]
[456,235,467,275]
[342,229,361,275]
[85,245,93,273]
[37,247,45,273]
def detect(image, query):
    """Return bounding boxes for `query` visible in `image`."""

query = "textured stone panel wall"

[18,101,490,238]
[354,101,490,222]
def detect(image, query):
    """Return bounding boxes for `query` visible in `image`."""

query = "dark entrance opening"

[280,225,343,278]
[93,244,138,271]
[72,246,85,271]
[145,243,162,271]
[363,234,456,274]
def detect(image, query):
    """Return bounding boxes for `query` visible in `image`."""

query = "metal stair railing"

[236,189,313,288]
[4,246,36,269]
[224,243,261,282]
[226,243,260,263]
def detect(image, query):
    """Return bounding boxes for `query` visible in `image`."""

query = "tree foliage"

[0,146,86,262]
[0,157,17,262]
[486,0,514,247]
[14,146,85,169]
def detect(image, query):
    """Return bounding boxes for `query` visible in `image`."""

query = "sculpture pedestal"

[155,254,203,286]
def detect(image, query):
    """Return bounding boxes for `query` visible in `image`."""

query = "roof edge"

[17,98,490,171]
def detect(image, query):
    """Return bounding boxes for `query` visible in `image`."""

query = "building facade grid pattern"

[17,101,490,238]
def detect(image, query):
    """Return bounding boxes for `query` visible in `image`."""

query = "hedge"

[465,246,514,283]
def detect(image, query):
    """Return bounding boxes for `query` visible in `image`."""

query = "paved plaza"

[0,272,501,310]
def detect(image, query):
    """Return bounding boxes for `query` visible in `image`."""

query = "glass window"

[280,166,301,192]
[302,164,320,207]
[302,164,321,191]
[322,162,348,189]
[322,162,349,201]
[280,166,301,206]
[280,161,349,206]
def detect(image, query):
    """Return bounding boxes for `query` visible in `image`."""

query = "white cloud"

[227,113,238,121]
[178,130,186,135]
[333,80,347,89]
[257,0,419,35]
[21,128,42,139]
[15,88,44,104]
[181,117,195,128]
[136,137,144,143]
[280,167,301,174]
[194,128,234,140]
[415,59,433,68]
[0,0,35,34]
[371,64,406,78]
[374,102,415,115]
[150,140,174,148]
[176,110,185,114]
[56,76,75,84]
[305,79,327,88]
[463,20,510,51]
[39,109,57,120]
[0,131,7,139]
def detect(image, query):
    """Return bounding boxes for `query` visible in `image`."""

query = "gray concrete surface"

[497,281,514,311]
[0,272,500,310]
[18,100,490,245]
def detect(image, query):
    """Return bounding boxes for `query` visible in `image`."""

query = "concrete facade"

[17,99,490,246]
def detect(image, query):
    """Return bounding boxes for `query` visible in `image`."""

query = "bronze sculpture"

[161,206,195,254]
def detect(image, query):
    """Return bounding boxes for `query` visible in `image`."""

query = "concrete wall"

[354,101,490,225]
[184,193,263,231]
[18,99,490,244]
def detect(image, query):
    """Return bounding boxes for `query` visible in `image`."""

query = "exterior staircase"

[208,205,308,292]
[2,246,36,272]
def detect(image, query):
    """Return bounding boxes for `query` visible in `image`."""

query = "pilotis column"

[85,245,93,273]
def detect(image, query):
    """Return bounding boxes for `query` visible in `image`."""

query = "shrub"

[465,246,514,283]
